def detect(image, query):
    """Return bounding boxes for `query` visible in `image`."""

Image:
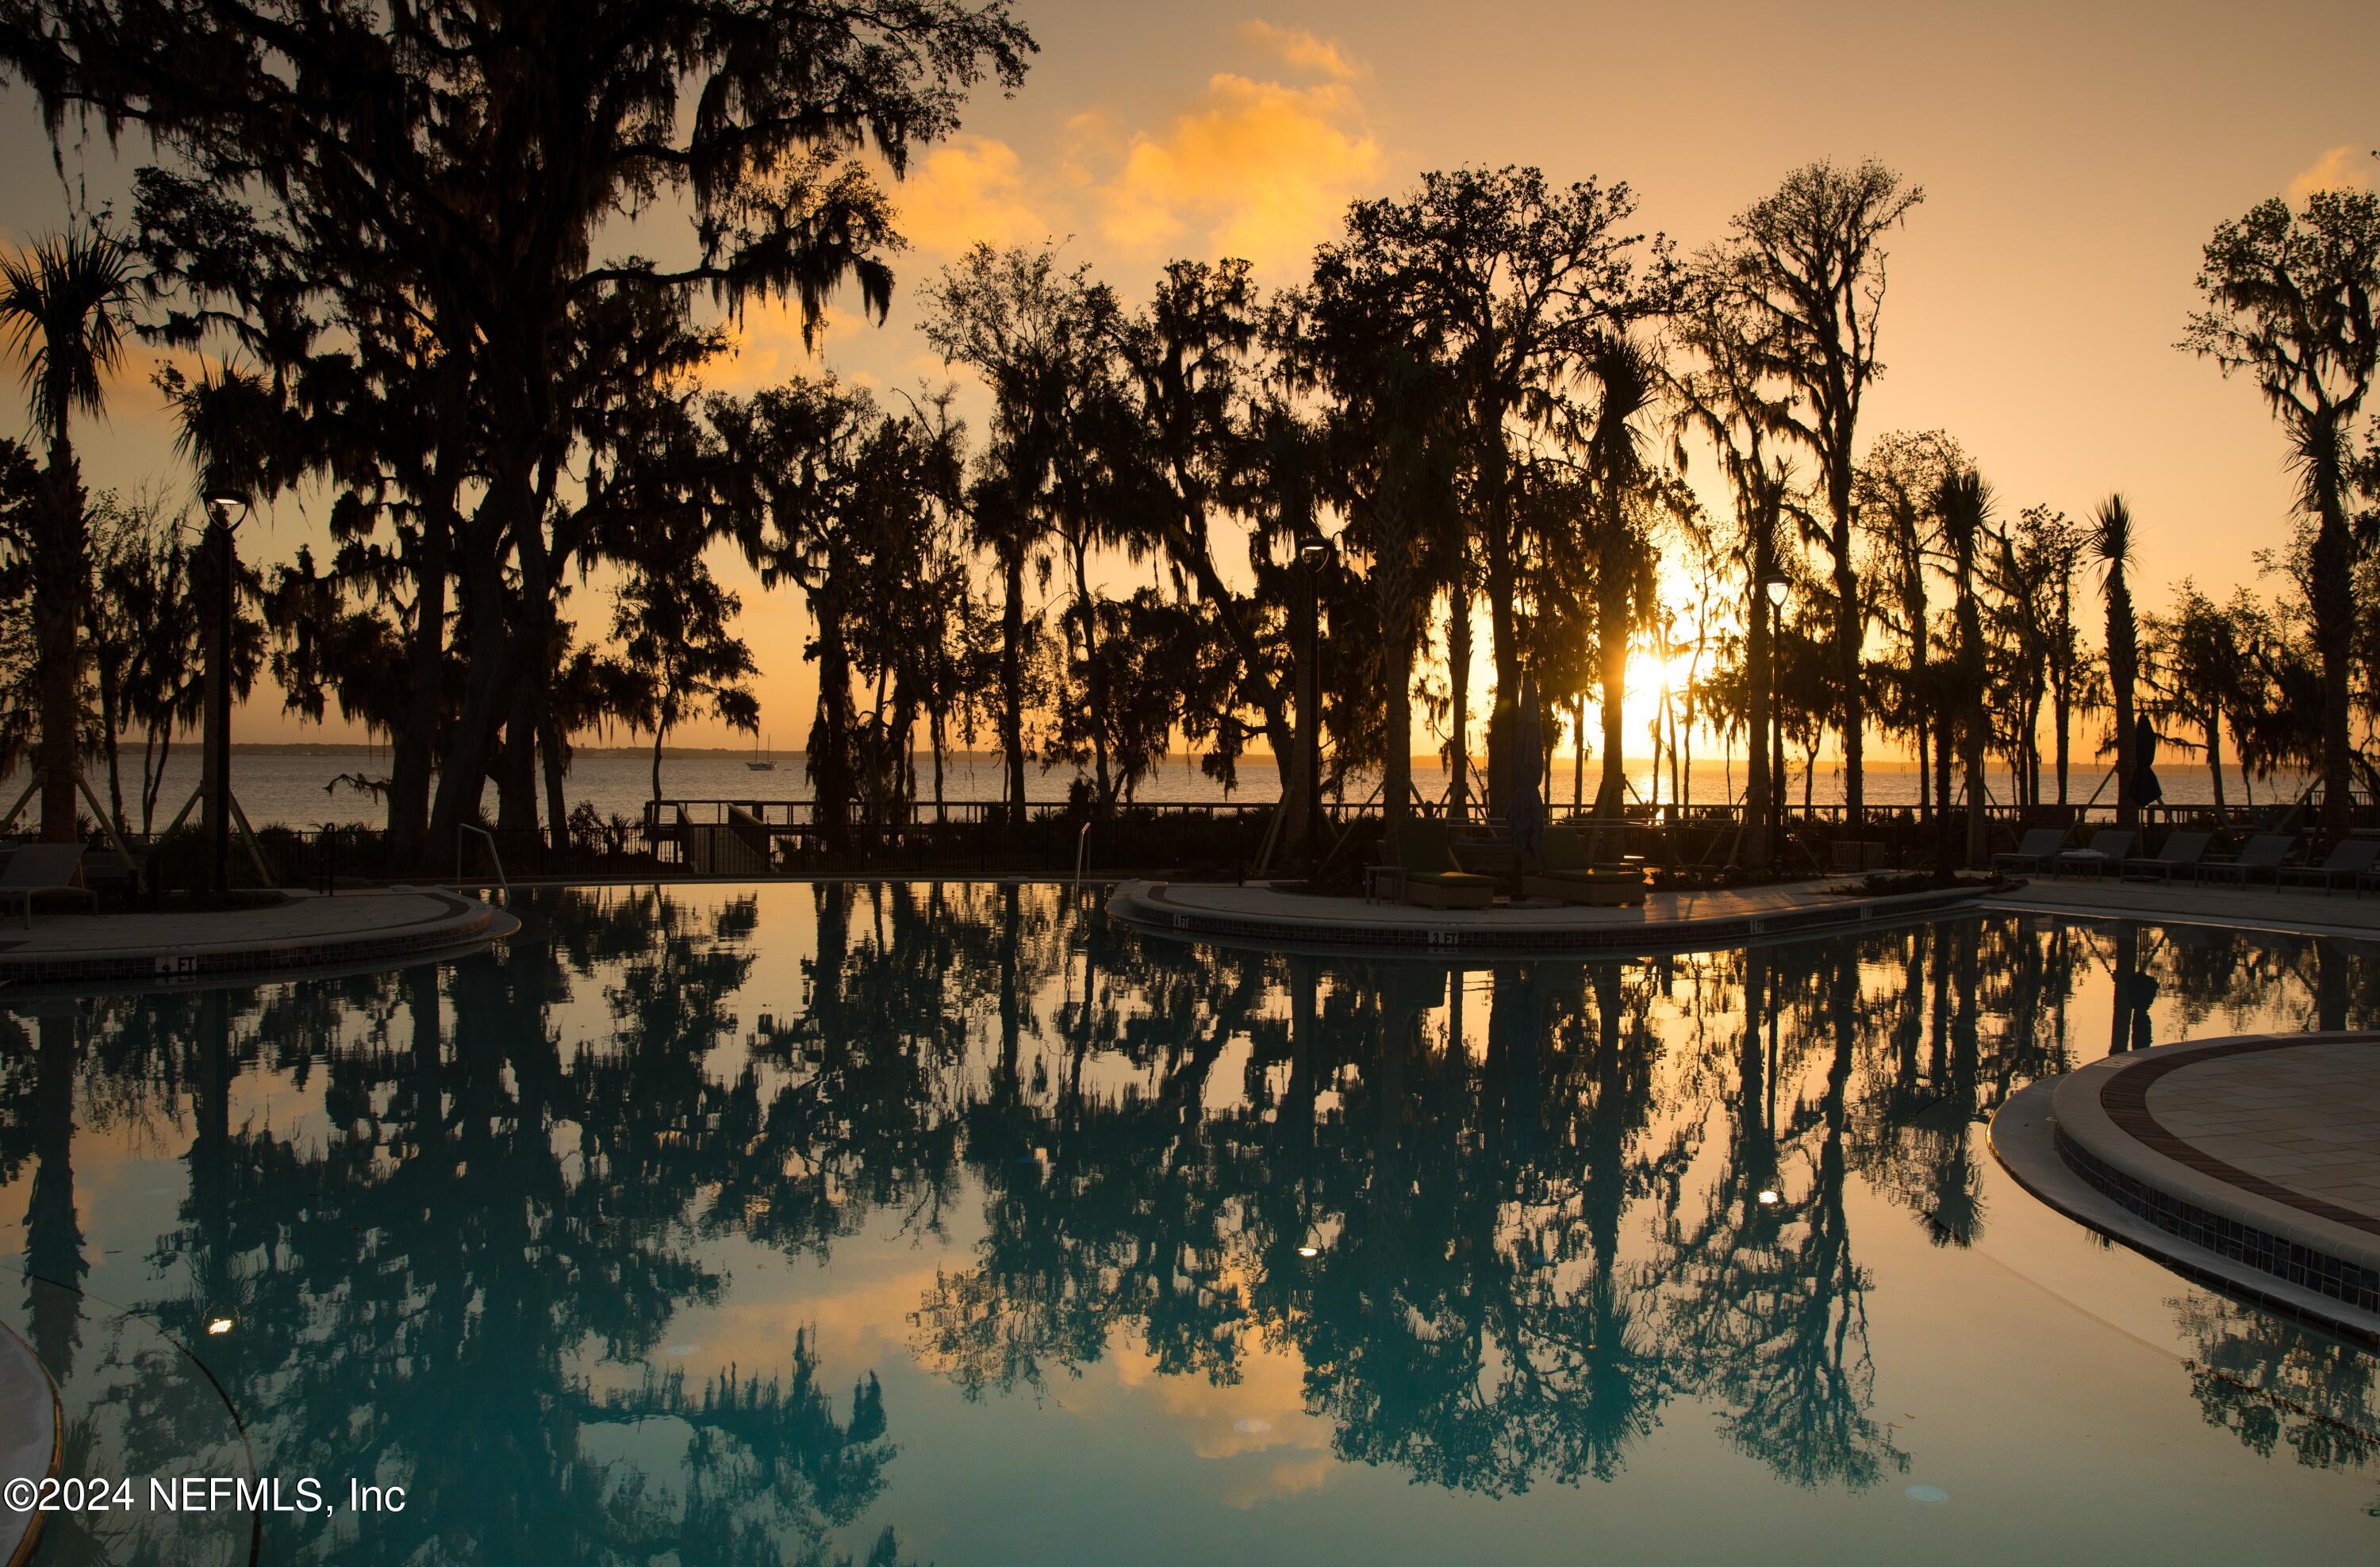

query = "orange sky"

[4,0,2377,751]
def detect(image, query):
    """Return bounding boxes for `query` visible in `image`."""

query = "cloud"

[1088,72,1384,276]
[709,298,869,394]
[889,134,1048,256]
[1237,20,1365,81]
[2288,144,2375,204]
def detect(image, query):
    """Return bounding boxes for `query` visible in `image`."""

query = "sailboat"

[747,735,776,772]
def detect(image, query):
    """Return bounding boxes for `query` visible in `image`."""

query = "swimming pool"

[4,883,2375,1564]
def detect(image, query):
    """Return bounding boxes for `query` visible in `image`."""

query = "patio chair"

[2196,833,2297,885]
[1522,826,1645,907]
[2121,831,2212,883]
[2050,829,2136,879]
[1992,827,2067,874]
[0,843,97,928]
[2277,838,2380,894]
[1392,820,1496,910]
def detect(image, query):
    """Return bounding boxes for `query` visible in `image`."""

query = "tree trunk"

[1480,417,1515,820]
[97,662,125,834]
[2205,711,2229,832]
[2109,576,2136,828]
[1594,567,1629,820]
[2313,484,2355,840]
[1745,572,1772,869]
[496,676,541,835]
[1832,539,1864,825]
[1376,498,1415,851]
[1934,701,1956,878]
[1915,714,1930,824]
[1070,532,1110,808]
[810,597,854,855]
[33,447,84,843]
[1572,694,1586,812]
[1001,545,1027,830]
[539,705,570,856]
[424,539,520,859]
[1772,705,1786,857]
[1961,583,1986,867]
[387,508,451,862]
[1447,579,1472,823]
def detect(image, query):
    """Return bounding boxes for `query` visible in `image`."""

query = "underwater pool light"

[205,1317,233,1336]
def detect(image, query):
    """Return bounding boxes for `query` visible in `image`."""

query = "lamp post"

[1760,572,1790,877]
[1298,533,1331,881]
[203,490,248,903]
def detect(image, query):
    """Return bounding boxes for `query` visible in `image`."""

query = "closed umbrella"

[2132,714,2163,807]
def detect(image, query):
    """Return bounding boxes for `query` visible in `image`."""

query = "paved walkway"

[0,887,517,992]
[1987,877,2380,939]
[1111,877,1984,954]
[2,1320,56,1567]
[1993,1032,2380,1347]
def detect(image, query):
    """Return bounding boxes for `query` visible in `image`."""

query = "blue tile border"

[2054,1124,2380,1318]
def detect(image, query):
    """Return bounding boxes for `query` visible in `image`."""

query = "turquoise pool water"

[3,883,2377,1564]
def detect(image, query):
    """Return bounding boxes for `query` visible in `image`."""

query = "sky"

[2,0,2377,751]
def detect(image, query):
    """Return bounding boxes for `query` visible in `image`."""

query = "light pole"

[1761,572,1790,878]
[1298,533,1331,881]
[203,490,248,903]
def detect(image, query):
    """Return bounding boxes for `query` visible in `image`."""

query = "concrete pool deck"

[1993,1032,2380,1350]
[1109,877,1989,954]
[2,1320,58,1567]
[0,886,518,994]
[1983,876,2380,939]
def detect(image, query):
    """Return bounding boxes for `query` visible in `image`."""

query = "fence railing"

[78,784,2379,897]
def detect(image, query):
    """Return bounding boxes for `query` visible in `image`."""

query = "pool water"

[3,883,2376,1565]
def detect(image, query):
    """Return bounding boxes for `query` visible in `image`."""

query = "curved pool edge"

[0,889,520,999]
[1108,877,1989,957]
[1,1319,60,1567]
[1990,1070,2380,1352]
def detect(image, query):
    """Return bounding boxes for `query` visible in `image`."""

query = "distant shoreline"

[225,742,1966,772]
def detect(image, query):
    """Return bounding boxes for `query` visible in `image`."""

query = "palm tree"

[0,228,135,841]
[1584,332,1654,822]
[2145,583,2246,832]
[2090,495,2139,827]
[1936,467,1993,864]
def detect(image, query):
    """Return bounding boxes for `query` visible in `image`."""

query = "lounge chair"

[2277,838,2380,894]
[2121,831,2212,883]
[1522,826,1646,907]
[1992,828,2067,874]
[2051,829,2136,879]
[1392,820,1496,910]
[0,843,97,928]
[2196,833,2296,885]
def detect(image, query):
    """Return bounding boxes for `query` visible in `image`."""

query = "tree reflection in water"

[4,889,2378,1561]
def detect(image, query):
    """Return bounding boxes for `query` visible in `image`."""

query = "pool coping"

[0,889,519,995]
[1108,877,1987,956]
[1991,1039,2380,1349]
[1,1319,58,1567]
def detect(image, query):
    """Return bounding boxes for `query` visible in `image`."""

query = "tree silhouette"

[2185,182,2380,838]
[1719,160,1925,826]
[0,225,135,842]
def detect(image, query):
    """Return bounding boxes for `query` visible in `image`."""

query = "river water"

[58,747,2308,832]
